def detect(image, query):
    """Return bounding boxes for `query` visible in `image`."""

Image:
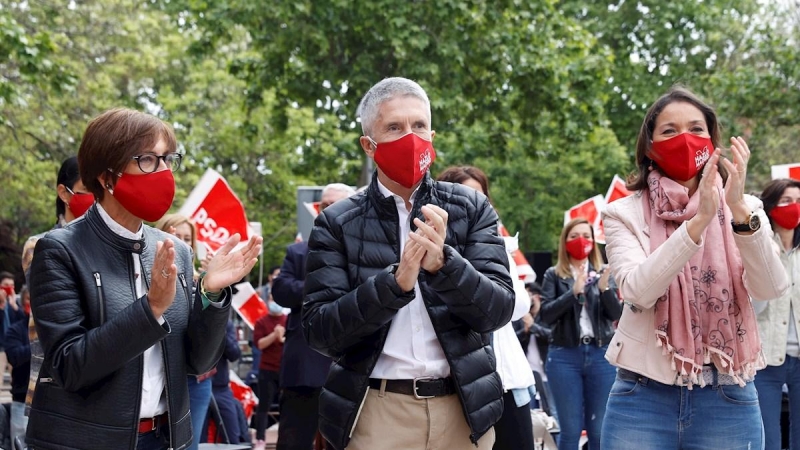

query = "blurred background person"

[251,294,287,450]
[600,87,786,449]
[436,165,535,450]
[208,320,245,444]
[6,285,31,447]
[272,182,354,450]
[27,107,262,450]
[540,218,622,450]
[0,272,25,392]
[754,178,800,450]
[155,214,214,450]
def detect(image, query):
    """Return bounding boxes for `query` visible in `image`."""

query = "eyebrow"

[659,120,706,128]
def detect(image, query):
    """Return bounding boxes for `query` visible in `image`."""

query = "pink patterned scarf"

[643,170,762,387]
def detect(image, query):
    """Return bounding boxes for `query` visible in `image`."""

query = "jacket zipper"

[162,340,174,450]
[179,273,191,312]
[348,387,370,438]
[93,272,106,324]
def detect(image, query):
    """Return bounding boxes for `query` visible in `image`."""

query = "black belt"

[581,336,595,345]
[369,377,456,399]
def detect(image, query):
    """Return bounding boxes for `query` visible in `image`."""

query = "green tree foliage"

[2,0,799,280]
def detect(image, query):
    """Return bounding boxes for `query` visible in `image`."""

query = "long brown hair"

[555,218,603,278]
[627,86,725,191]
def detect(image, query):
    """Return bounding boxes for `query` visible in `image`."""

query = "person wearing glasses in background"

[754,178,800,450]
[26,108,263,450]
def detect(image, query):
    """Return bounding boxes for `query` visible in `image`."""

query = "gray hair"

[322,183,356,197]
[356,77,431,137]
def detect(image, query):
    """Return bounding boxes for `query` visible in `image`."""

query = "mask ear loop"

[104,168,121,195]
[366,136,378,149]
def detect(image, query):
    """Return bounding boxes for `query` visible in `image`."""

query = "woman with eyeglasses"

[26,108,263,450]
[754,178,800,450]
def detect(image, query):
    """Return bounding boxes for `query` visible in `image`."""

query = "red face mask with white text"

[565,237,593,260]
[648,133,714,181]
[370,133,436,188]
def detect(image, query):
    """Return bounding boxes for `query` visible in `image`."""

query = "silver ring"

[160,269,170,279]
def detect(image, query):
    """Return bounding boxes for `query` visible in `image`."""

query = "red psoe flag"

[179,169,251,253]
[604,174,632,205]
[231,281,268,330]
[498,223,536,282]
[565,194,606,244]
[771,163,800,181]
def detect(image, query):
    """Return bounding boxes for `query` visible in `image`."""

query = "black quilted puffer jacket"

[302,172,515,450]
[27,205,231,450]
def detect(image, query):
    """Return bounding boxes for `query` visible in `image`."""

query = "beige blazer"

[602,192,788,385]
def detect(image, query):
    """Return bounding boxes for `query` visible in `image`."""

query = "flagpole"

[258,248,264,290]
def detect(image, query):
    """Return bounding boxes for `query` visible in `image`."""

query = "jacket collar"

[83,204,148,254]
[366,170,434,221]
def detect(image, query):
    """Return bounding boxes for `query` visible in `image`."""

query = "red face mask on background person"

[109,169,176,222]
[648,133,714,181]
[771,203,800,230]
[370,133,436,188]
[565,236,593,260]
[1,285,14,297]
[66,187,94,218]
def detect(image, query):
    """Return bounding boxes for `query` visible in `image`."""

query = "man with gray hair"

[302,77,514,449]
[269,183,355,450]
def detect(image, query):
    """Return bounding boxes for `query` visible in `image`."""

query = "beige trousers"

[346,383,495,450]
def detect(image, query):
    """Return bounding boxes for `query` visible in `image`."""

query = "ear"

[56,184,71,204]
[359,136,376,159]
[430,130,436,142]
[97,171,114,191]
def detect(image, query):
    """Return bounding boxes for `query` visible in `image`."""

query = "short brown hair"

[78,108,177,200]
[436,165,491,201]
[627,86,725,192]
[555,218,603,278]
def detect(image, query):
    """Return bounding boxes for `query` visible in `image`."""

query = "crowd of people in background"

[0,76,798,450]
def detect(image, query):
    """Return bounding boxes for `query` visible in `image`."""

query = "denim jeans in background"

[187,376,213,450]
[545,343,616,450]
[10,401,28,448]
[754,355,800,450]
[602,369,764,450]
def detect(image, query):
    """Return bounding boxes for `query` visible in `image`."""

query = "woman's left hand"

[202,234,263,293]
[722,136,751,213]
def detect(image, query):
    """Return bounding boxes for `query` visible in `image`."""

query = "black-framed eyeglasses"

[131,153,183,173]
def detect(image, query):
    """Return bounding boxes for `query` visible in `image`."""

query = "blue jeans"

[602,369,764,449]
[546,343,616,450]
[187,376,212,450]
[754,356,800,450]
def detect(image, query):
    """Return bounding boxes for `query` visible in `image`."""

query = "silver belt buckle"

[413,376,435,399]
[581,336,592,345]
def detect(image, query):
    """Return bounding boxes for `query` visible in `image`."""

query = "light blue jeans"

[187,376,213,450]
[545,343,616,450]
[754,356,800,450]
[11,401,28,448]
[602,368,764,449]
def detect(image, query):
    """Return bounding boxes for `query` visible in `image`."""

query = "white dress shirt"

[97,204,168,418]
[370,180,450,380]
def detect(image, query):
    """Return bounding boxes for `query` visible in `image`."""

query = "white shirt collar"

[376,178,420,211]
[96,203,143,240]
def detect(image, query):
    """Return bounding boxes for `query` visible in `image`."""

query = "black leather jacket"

[302,173,515,450]
[540,265,623,347]
[27,205,231,450]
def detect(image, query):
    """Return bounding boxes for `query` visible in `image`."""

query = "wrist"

[729,202,750,223]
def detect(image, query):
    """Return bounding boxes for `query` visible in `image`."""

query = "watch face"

[750,214,761,230]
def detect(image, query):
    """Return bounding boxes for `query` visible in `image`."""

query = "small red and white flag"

[771,163,800,181]
[179,169,252,253]
[604,174,632,205]
[565,195,606,244]
[304,201,322,218]
[231,281,268,329]
[498,223,536,282]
